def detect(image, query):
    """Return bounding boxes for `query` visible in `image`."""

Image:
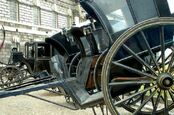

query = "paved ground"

[0,90,110,115]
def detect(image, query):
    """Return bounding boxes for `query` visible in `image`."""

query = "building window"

[41,10,53,27]
[58,14,68,29]
[33,7,41,25]
[52,12,57,28]
[19,4,32,23]
[9,1,17,20]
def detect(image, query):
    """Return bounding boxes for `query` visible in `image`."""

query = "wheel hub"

[157,73,173,90]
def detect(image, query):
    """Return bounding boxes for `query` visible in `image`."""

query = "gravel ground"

[1,90,173,115]
[0,90,108,115]
[0,90,133,115]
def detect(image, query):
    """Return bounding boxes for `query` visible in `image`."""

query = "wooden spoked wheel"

[0,65,23,89]
[102,17,174,114]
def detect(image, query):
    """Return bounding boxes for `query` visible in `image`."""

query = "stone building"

[0,0,82,63]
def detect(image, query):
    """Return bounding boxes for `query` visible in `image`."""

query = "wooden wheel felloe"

[93,49,107,91]
[101,17,174,114]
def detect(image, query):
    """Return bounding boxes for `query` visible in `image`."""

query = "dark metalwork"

[25,93,78,110]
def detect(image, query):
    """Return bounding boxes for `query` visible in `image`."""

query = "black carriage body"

[79,0,174,99]
[80,0,173,59]
[45,31,80,56]
[24,42,52,73]
[80,0,171,34]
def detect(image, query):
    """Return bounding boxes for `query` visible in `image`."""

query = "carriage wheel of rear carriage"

[101,17,174,115]
[0,65,23,89]
[69,52,81,77]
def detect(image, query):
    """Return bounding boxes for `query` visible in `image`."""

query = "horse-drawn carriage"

[0,30,80,88]
[1,0,174,114]
[0,41,53,88]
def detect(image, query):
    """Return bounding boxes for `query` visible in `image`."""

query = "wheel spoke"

[114,85,157,106]
[149,89,155,108]
[133,88,157,115]
[168,90,174,102]
[5,79,10,84]
[112,61,156,79]
[109,80,150,86]
[122,44,158,76]
[126,97,134,105]
[160,26,165,72]
[167,51,174,72]
[164,90,169,114]
[165,49,173,62]
[152,89,162,114]
[170,67,174,74]
[140,31,161,73]
[140,93,145,104]
[157,54,162,63]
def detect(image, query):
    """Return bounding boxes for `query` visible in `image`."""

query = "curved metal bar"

[25,94,78,110]
[0,25,5,51]
[68,52,81,77]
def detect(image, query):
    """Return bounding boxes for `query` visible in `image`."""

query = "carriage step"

[63,78,103,108]
[81,92,103,107]
[63,78,89,104]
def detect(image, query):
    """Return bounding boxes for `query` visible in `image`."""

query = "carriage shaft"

[0,80,63,98]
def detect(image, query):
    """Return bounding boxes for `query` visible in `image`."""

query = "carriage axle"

[157,73,173,89]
